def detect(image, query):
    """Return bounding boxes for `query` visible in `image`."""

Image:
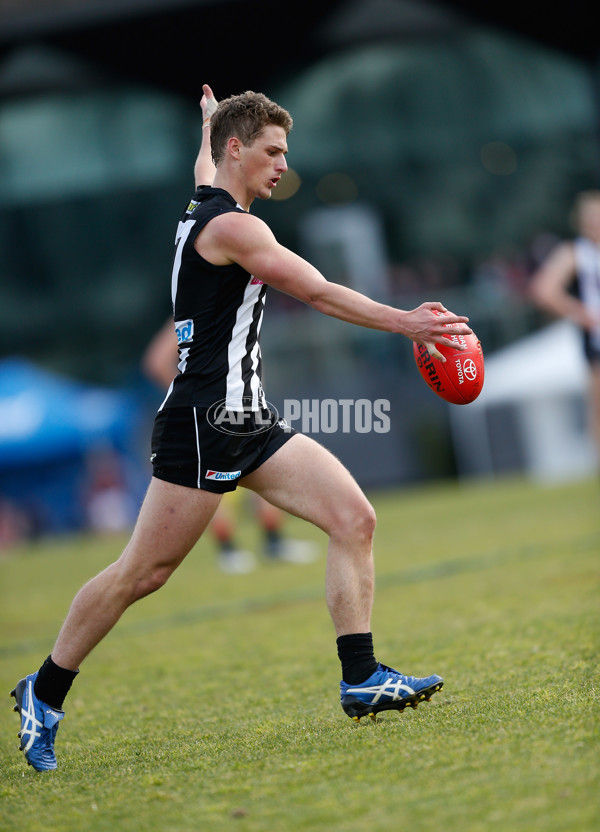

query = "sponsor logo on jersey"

[175,319,194,344]
[250,276,264,285]
[186,200,199,214]
[205,469,242,481]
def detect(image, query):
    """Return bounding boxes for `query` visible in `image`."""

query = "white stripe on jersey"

[575,238,600,351]
[248,300,266,404]
[177,346,190,374]
[159,381,173,412]
[225,279,265,410]
[172,219,196,306]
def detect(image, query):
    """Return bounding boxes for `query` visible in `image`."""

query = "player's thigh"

[120,476,222,576]
[588,364,600,433]
[239,433,374,535]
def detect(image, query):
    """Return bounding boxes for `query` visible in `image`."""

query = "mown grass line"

[1,528,595,659]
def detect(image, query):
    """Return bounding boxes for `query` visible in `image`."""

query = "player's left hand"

[200,84,218,126]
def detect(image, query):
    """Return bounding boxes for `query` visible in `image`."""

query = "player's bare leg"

[11,478,222,768]
[51,478,222,671]
[240,432,376,635]
[589,364,600,462]
[240,432,443,723]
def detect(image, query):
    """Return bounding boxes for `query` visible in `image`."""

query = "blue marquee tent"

[0,357,145,535]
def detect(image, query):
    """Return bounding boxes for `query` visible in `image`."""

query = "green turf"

[0,475,598,832]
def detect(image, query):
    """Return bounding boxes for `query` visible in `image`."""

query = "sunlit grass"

[1,476,598,832]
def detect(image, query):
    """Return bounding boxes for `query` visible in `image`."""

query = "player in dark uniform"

[143,88,318,572]
[143,318,318,572]
[11,84,472,770]
[150,181,293,493]
[530,190,600,459]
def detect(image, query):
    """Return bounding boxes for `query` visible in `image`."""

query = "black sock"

[336,632,378,684]
[34,655,79,710]
[265,528,282,556]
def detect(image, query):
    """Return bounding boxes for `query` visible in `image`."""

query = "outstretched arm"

[197,212,472,360]
[193,84,218,187]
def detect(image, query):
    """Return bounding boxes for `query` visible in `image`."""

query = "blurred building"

[1,0,599,490]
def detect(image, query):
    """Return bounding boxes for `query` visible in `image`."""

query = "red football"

[413,320,484,405]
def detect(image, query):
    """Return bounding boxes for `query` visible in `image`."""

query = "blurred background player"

[529,190,600,463]
[142,84,317,574]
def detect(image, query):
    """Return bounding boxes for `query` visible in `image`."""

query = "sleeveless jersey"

[574,236,600,358]
[160,187,268,411]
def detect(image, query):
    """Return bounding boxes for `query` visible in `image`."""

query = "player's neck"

[212,169,254,212]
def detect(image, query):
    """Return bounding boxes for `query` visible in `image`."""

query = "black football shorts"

[583,330,600,365]
[150,405,296,493]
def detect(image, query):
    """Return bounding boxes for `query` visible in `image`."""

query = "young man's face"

[239,124,288,201]
[579,201,600,244]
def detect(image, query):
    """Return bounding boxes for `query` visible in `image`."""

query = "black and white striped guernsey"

[574,236,600,359]
[160,186,268,412]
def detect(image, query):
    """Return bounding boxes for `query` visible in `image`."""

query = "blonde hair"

[572,190,600,231]
[210,91,293,166]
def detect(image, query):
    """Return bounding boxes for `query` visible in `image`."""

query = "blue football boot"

[340,663,443,722]
[11,672,64,771]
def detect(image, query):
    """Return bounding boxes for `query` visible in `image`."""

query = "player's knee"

[119,564,173,604]
[331,495,376,545]
[356,499,377,544]
[137,566,173,598]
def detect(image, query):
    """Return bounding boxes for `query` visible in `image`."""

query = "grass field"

[0,475,598,832]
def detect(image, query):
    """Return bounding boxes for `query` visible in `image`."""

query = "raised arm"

[196,211,472,359]
[193,84,218,187]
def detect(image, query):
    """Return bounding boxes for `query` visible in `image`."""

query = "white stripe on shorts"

[193,407,202,488]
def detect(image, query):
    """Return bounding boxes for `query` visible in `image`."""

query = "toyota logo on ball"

[463,359,477,381]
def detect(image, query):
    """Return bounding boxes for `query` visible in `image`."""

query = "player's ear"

[227,136,242,159]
